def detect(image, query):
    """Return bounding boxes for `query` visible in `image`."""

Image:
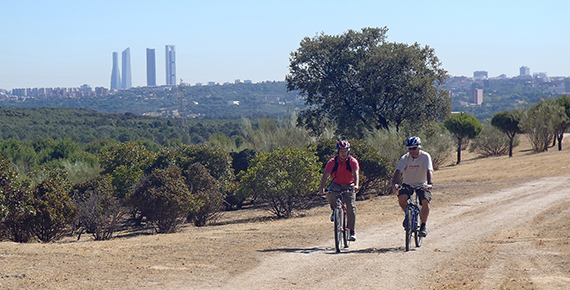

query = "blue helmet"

[405,136,421,147]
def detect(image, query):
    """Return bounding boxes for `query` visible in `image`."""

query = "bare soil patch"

[1,135,569,289]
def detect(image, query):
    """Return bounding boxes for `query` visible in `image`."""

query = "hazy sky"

[2,0,569,90]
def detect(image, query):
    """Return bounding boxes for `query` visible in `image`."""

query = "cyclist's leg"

[343,188,356,230]
[325,182,342,211]
[418,189,432,224]
[398,184,413,212]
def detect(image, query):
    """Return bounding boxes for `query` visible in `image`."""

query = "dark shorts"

[398,184,432,203]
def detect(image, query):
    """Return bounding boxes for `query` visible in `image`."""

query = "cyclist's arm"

[391,169,402,191]
[425,169,433,190]
[319,171,331,195]
[352,168,359,192]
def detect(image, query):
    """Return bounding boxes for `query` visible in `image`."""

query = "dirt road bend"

[218,175,570,289]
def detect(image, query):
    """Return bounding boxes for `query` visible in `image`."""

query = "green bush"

[469,120,518,157]
[28,168,76,242]
[0,158,36,242]
[184,163,224,226]
[236,147,320,218]
[128,166,197,233]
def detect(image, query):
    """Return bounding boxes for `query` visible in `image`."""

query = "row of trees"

[443,96,570,164]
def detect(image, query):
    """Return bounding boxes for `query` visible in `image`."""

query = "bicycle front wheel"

[343,210,350,248]
[405,208,413,252]
[334,207,342,252]
[414,210,423,247]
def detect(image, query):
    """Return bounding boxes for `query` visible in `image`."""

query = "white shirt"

[395,150,433,187]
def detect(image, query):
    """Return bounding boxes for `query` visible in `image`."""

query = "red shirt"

[324,156,359,185]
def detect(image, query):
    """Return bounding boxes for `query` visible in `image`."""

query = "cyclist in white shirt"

[391,136,433,237]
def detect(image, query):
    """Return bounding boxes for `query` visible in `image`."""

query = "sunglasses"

[408,147,418,151]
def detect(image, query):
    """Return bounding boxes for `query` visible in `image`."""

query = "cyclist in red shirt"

[318,140,360,241]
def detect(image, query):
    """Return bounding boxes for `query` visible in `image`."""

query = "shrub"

[70,175,122,240]
[0,158,36,242]
[128,166,197,233]
[470,120,518,157]
[184,163,224,226]
[28,168,77,242]
[236,147,320,218]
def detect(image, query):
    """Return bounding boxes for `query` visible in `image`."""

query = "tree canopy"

[286,27,451,138]
[444,112,482,164]
[491,110,522,157]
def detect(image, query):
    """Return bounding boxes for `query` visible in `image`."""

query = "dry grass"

[0,134,569,289]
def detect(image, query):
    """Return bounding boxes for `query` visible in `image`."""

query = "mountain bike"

[398,184,424,251]
[326,188,352,252]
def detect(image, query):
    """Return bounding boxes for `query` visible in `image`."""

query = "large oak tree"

[286,27,451,138]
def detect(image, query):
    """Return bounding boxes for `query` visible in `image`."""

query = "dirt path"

[217,175,570,289]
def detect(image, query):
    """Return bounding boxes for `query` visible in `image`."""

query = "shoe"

[330,212,334,222]
[349,231,356,242]
[419,223,427,237]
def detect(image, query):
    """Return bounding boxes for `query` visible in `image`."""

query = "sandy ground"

[1,135,569,289]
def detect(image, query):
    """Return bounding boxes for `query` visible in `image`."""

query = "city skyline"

[2,1,570,90]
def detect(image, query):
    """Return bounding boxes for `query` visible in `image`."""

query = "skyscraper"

[121,48,132,89]
[146,48,156,86]
[520,66,530,76]
[110,52,121,90]
[165,45,176,86]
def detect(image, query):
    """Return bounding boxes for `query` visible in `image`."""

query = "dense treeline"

[0,107,244,145]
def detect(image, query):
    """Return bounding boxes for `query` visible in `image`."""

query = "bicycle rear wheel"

[405,208,413,251]
[334,207,342,252]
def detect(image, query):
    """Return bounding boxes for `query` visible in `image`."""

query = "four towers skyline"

[111,45,175,90]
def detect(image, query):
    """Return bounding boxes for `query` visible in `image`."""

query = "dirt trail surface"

[1,136,570,289]
[221,175,570,290]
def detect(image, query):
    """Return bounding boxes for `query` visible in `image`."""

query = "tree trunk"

[456,137,462,164]
[558,134,564,151]
[509,136,514,157]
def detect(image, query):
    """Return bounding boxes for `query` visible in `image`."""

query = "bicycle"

[396,184,425,251]
[326,188,352,252]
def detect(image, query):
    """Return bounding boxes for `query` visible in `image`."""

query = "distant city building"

[122,48,132,89]
[165,45,176,86]
[110,52,121,90]
[533,72,548,81]
[146,48,156,86]
[473,71,488,80]
[472,89,483,105]
[520,66,530,76]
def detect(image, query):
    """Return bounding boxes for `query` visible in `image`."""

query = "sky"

[1,0,570,91]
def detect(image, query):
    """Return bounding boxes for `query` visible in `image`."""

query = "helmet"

[336,140,350,150]
[405,136,421,147]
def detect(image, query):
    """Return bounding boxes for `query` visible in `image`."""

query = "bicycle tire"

[405,207,413,252]
[334,207,342,252]
[414,209,423,247]
[343,210,350,248]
